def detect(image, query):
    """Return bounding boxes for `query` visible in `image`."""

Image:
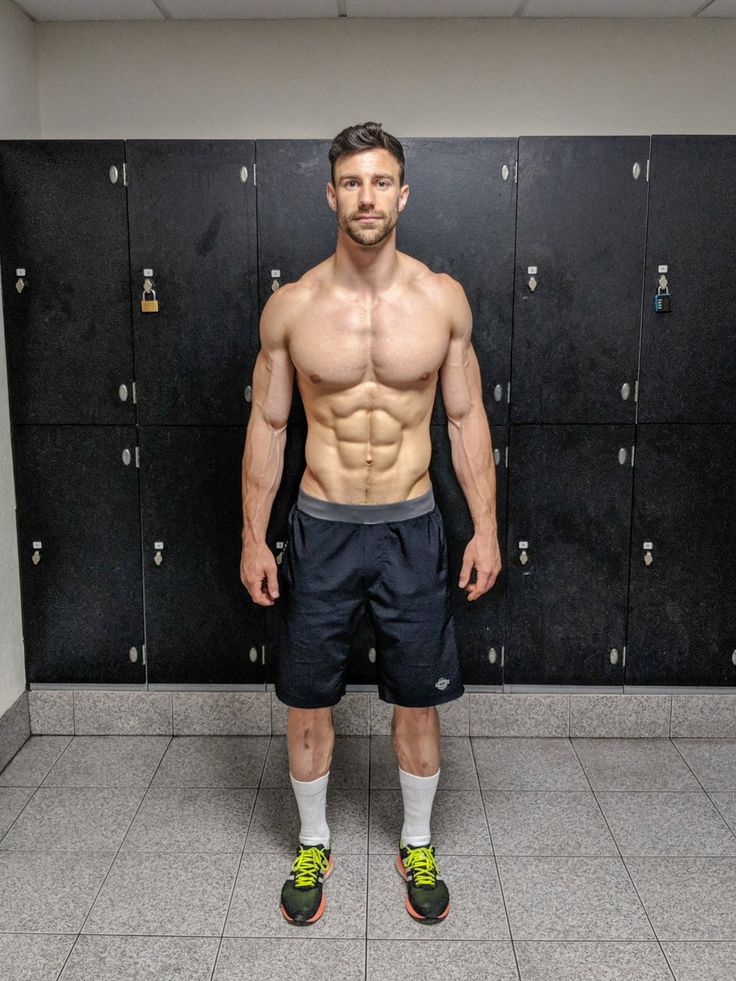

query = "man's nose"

[358,184,375,206]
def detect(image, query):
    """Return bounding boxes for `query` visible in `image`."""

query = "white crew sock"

[289,769,331,848]
[398,765,440,847]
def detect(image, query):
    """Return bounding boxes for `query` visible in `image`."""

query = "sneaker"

[395,838,450,922]
[280,842,334,925]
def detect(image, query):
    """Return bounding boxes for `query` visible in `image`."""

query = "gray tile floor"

[2,733,736,979]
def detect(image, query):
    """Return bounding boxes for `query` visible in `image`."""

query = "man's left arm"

[438,275,502,601]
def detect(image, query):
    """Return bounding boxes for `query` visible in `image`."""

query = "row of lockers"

[11,421,735,689]
[1,135,734,431]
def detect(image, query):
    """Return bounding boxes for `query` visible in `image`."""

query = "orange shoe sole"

[280,853,334,925]
[395,853,450,922]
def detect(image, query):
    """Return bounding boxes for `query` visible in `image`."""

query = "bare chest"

[288,293,450,390]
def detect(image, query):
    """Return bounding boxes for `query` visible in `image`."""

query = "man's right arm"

[240,286,295,604]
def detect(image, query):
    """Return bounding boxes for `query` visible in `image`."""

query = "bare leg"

[286,706,335,780]
[391,705,440,775]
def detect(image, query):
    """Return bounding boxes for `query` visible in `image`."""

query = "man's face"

[328,148,408,247]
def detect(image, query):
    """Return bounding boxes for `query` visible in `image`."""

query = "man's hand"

[240,538,280,606]
[458,528,502,601]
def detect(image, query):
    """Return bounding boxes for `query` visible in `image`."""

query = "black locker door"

[126,141,259,425]
[12,425,144,684]
[0,140,134,425]
[430,424,508,685]
[389,137,516,429]
[511,136,649,423]
[140,426,264,685]
[255,139,336,430]
[625,425,736,686]
[505,425,634,685]
[639,136,736,424]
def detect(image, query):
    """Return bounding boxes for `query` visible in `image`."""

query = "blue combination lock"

[654,285,672,313]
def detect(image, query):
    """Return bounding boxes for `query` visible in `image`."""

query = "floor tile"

[0,787,144,852]
[367,853,510,941]
[597,791,736,856]
[625,856,736,941]
[0,787,34,839]
[661,940,736,980]
[261,735,369,788]
[368,939,518,980]
[40,736,170,788]
[59,935,219,980]
[708,792,736,833]
[672,739,736,791]
[497,856,654,941]
[214,938,365,980]
[245,787,367,855]
[484,791,618,857]
[119,786,256,853]
[0,933,76,981]
[370,735,479,789]
[472,738,589,790]
[369,789,492,854]
[0,851,115,932]
[514,941,673,980]
[572,739,701,791]
[81,851,240,937]
[150,735,270,787]
[224,852,367,939]
[0,736,72,787]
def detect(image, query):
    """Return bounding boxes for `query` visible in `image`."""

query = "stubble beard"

[340,206,398,247]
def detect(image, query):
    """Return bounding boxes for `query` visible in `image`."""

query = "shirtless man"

[240,121,501,926]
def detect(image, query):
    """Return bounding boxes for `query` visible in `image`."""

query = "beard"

[339,207,398,247]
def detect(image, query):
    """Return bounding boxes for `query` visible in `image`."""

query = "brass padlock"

[141,287,159,313]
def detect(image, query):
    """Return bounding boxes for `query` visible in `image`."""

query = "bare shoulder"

[408,261,471,338]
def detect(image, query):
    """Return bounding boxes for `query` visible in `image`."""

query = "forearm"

[447,409,498,534]
[241,413,287,545]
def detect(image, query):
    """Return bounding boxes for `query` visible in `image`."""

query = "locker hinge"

[132,380,137,404]
[253,162,257,186]
[122,162,128,186]
[261,643,266,665]
[622,645,626,666]
[504,444,508,469]
[634,379,638,403]
[631,443,635,467]
[501,644,505,666]
[645,158,649,183]
[513,160,517,184]
[506,380,511,404]
[142,642,147,666]
[135,445,140,469]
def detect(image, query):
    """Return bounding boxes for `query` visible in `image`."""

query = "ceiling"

[11,0,736,22]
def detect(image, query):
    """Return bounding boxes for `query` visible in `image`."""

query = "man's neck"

[331,230,402,294]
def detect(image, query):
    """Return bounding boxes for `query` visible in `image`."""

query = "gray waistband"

[296,484,435,524]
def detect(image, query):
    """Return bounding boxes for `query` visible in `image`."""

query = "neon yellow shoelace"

[291,847,328,888]
[404,846,439,886]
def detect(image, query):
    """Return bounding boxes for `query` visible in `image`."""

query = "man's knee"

[287,706,334,739]
[392,704,438,735]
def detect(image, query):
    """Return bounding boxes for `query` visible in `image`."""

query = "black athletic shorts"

[275,482,465,709]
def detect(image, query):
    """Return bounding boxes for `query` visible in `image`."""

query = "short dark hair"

[329,121,405,187]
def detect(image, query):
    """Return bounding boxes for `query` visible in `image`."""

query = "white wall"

[0,0,39,717]
[35,17,736,138]
[1,12,735,715]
